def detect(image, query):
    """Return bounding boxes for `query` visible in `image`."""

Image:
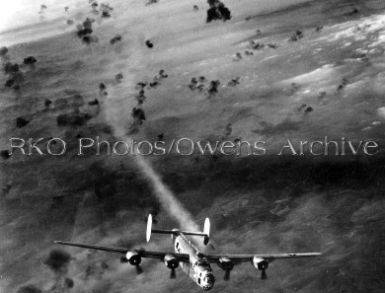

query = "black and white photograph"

[1,0,385,292]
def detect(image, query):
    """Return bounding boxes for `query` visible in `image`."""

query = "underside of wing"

[205,252,322,263]
[138,249,190,262]
[204,252,321,281]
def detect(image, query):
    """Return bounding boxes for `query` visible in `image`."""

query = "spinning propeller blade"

[136,265,143,275]
[170,268,176,279]
[224,270,230,281]
[261,270,267,280]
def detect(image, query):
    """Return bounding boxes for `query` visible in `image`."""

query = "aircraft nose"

[202,273,215,290]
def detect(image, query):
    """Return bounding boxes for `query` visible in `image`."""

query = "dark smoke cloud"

[206,0,231,23]
[44,249,72,274]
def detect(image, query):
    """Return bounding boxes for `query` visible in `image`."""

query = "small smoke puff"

[0,46,8,56]
[23,56,37,65]
[16,117,30,128]
[101,9,112,18]
[110,34,122,45]
[132,107,146,124]
[44,249,71,273]
[4,62,19,74]
[65,277,74,288]
[99,83,106,91]
[44,99,52,108]
[1,150,11,159]
[145,40,154,48]
[115,73,123,82]
[100,3,113,11]
[17,285,42,293]
[82,35,98,44]
[83,18,94,30]
[244,50,253,56]
[136,81,148,90]
[250,42,264,50]
[159,69,168,78]
[290,30,304,42]
[146,0,159,6]
[227,77,240,87]
[88,98,99,106]
[206,0,231,23]
[234,52,242,60]
[56,112,92,127]
[208,80,220,95]
[304,106,313,114]
[5,78,15,88]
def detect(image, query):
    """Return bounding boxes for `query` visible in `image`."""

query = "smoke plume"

[101,70,199,231]
[135,155,199,231]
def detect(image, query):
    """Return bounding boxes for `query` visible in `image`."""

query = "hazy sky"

[1,0,45,32]
[0,0,82,33]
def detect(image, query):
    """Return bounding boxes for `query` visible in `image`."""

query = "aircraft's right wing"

[139,249,190,262]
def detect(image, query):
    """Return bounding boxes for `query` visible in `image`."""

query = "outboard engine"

[252,256,269,280]
[121,251,143,274]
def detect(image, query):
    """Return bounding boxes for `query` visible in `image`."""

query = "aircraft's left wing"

[54,241,190,262]
[204,252,322,264]
[204,251,321,280]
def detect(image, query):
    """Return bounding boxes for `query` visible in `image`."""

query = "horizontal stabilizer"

[146,214,211,245]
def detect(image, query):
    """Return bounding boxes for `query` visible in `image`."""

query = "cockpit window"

[195,259,209,267]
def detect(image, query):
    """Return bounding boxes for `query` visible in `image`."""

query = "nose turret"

[201,272,215,291]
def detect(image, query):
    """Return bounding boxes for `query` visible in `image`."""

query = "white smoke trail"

[100,45,199,231]
[134,154,199,231]
[114,136,198,231]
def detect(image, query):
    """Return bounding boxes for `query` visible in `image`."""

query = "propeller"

[203,218,210,246]
[261,269,267,280]
[170,268,176,279]
[135,264,143,275]
[224,270,230,281]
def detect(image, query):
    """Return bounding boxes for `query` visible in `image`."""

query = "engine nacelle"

[217,257,234,271]
[217,257,234,281]
[122,251,142,266]
[252,256,269,271]
[164,254,179,269]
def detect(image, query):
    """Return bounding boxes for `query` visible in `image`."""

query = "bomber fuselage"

[171,229,215,290]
